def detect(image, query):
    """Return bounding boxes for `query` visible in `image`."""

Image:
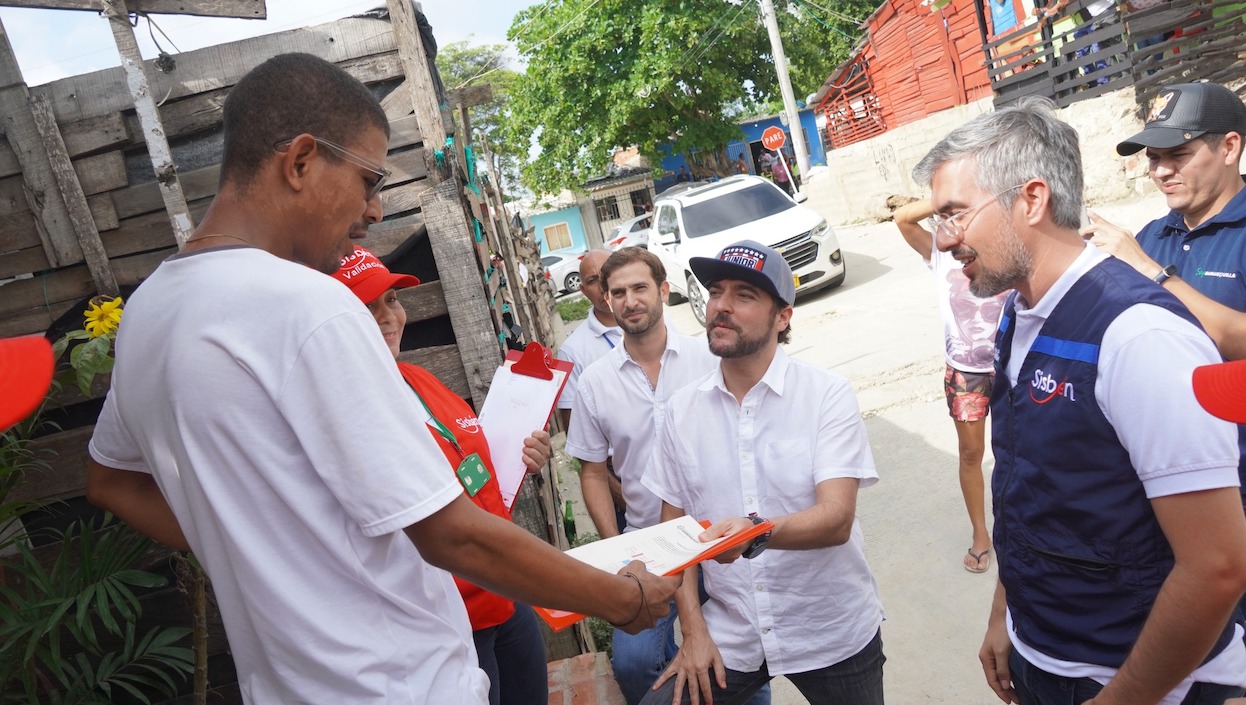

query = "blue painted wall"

[528,206,588,255]
[655,108,826,193]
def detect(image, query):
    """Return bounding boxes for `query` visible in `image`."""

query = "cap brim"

[1116,126,1206,156]
[689,257,791,306]
[1192,359,1246,424]
[0,335,55,431]
[349,272,421,306]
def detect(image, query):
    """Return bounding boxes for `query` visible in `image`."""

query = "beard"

[966,218,1031,298]
[707,313,773,359]
[617,304,663,336]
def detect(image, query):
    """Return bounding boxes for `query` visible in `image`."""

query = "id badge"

[455,452,491,497]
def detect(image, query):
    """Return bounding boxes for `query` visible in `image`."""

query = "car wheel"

[564,272,582,293]
[686,273,708,328]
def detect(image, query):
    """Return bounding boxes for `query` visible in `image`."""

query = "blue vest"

[991,257,1236,667]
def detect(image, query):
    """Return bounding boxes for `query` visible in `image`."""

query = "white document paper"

[478,358,568,508]
[564,515,733,575]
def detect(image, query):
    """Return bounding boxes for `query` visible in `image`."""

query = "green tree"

[503,0,872,194]
[435,39,524,192]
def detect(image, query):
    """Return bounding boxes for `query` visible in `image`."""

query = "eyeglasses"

[927,184,1026,239]
[274,136,391,200]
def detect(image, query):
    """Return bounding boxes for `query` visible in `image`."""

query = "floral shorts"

[944,364,994,422]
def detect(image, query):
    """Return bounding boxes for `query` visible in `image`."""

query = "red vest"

[398,363,515,630]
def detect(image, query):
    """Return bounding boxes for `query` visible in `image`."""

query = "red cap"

[0,335,54,431]
[1192,359,1246,424]
[331,246,420,305]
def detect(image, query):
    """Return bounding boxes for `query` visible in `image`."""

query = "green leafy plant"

[0,295,197,704]
[557,297,592,323]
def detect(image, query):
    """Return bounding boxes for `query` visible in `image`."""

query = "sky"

[0,0,541,87]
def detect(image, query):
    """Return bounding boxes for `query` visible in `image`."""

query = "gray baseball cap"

[1117,82,1246,156]
[690,240,796,306]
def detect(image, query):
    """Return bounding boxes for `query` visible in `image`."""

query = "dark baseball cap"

[690,240,796,306]
[1117,82,1246,156]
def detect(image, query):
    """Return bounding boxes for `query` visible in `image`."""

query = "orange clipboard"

[534,517,776,631]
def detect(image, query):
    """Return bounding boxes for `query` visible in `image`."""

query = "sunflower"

[83,295,124,338]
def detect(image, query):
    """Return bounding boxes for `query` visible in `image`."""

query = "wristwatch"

[1153,264,1177,285]
[741,513,772,560]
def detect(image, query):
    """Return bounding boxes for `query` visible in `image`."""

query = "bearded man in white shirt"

[639,240,887,705]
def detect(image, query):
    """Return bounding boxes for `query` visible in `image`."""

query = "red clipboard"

[478,342,573,508]
[534,518,776,631]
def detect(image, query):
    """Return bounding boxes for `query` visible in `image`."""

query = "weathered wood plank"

[72,150,127,197]
[87,194,119,232]
[103,0,195,246]
[121,51,406,146]
[381,180,427,218]
[418,178,501,409]
[10,425,93,503]
[33,17,398,125]
[0,206,39,249]
[0,113,128,180]
[397,344,470,400]
[113,163,220,220]
[102,198,212,258]
[361,213,424,259]
[0,245,49,279]
[398,280,447,324]
[29,92,118,295]
[380,79,413,120]
[2,0,265,19]
[0,247,170,320]
[386,0,447,183]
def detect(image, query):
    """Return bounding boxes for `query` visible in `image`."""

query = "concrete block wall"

[547,653,626,705]
[805,89,1153,225]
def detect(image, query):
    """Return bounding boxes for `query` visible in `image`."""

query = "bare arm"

[699,477,862,563]
[1084,213,1246,360]
[651,501,726,705]
[580,459,622,538]
[893,199,935,260]
[979,579,1018,704]
[86,459,191,551]
[1084,487,1246,705]
[405,494,680,633]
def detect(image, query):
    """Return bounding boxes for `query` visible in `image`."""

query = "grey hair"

[912,96,1084,230]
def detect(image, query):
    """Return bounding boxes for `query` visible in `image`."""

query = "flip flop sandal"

[965,547,991,574]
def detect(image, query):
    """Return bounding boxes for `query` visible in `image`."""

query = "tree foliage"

[503,0,874,194]
[435,40,524,191]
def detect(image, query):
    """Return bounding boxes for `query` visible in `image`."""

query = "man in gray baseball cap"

[638,239,887,705]
[1116,82,1246,156]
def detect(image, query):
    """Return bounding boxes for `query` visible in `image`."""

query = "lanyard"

[409,387,464,457]
[604,331,617,349]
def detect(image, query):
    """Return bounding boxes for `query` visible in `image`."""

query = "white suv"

[647,175,846,326]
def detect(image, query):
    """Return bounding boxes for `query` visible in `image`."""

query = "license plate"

[793,274,801,287]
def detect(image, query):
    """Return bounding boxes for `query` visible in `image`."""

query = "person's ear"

[279,134,318,193]
[1016,179,1050,227]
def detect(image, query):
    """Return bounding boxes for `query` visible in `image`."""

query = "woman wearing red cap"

[332,246,550,705]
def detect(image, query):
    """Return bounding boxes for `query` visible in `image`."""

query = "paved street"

[555,187,1171,704]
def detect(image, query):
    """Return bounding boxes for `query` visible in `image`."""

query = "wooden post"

[4,0,267,18]
[101,0,195,245]
[386,0,449,183]
[420,178,502,409]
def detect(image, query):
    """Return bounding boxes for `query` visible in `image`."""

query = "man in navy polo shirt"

[917,97,1246,705]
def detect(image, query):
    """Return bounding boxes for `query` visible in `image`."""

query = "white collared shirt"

[565,327,717,532]
[556,311,623,411]
[1006,244,1244,699]
[642,347,884,674]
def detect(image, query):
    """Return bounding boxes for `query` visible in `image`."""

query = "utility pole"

[758,0,812,182]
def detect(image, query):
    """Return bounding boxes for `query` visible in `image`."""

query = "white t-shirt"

[555,311,622,411]
[1004,245,1245,700]
[88,247,489,705]
[565,328,717,532]
[928,244,1007,373]
[643,347,884,675]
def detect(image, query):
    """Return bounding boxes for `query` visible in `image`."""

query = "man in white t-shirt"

[914,96,1246,705]
[84,53,679,705]
[566,247,735,705]
[639,240,886,705]
[894,199,1006,574]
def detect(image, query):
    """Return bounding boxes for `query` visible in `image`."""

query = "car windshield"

[680,183,795,238]
[541,256,560,266]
